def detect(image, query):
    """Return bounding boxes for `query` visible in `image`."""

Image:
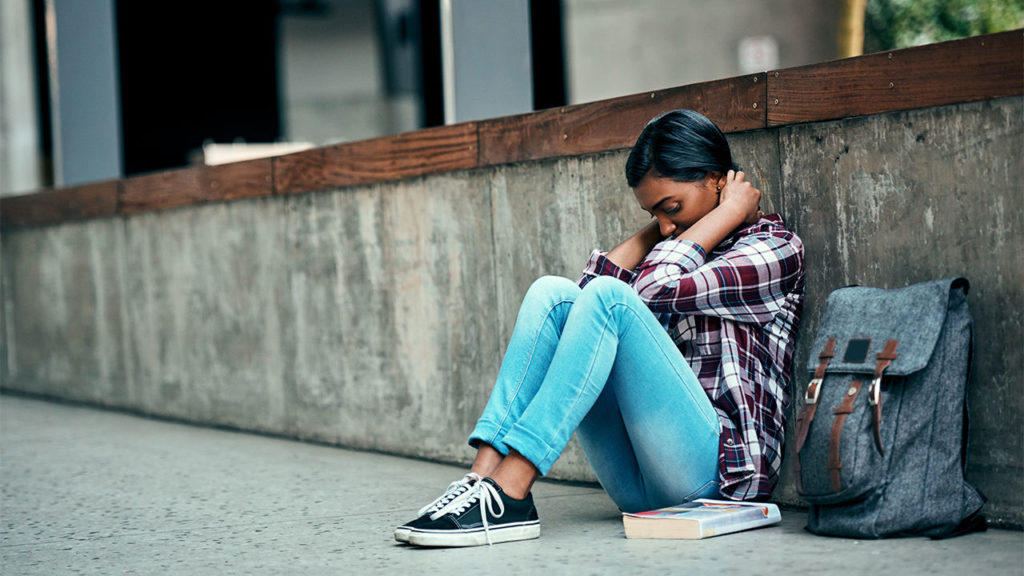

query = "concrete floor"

[1,394,1021,575]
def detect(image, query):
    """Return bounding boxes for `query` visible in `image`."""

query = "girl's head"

[625,110,739,237]
[625,109,737,187]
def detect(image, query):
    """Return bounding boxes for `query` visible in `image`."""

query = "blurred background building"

[1,0,1020,196]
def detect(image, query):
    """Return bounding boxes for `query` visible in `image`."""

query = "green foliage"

[864,0,1024,52]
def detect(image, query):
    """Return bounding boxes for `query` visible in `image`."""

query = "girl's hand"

[718,170,763,225]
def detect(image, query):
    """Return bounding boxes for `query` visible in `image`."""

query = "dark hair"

[625,110,738,187]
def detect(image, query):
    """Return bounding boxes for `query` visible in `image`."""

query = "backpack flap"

[795,277,969,502]
[807,277,969,379]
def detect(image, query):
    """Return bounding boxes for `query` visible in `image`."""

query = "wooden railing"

[2,29,1020,229]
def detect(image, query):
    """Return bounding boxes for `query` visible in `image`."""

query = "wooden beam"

[1,180,119,228]
[274,122,478,195]
[203,158,273,202]
[767,30,1024,126]
[3,30,1021,227]
[120,167,204,214]
[478,75,766,167]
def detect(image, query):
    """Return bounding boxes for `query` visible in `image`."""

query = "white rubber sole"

[407,521,540,547]
[394,527,411,543]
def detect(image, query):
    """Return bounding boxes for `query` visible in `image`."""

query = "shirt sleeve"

[577,250,637,288]
[631,225,804,324]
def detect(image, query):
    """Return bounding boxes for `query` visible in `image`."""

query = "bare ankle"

[489,451,538,500]
[471,443,504,477]
[488,473,527,500]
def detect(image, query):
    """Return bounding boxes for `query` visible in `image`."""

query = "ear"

[705,172,724,191]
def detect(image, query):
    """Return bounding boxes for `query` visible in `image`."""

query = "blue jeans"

[469,275,720,513]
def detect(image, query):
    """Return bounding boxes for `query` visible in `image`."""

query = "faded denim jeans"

[469,275,720,513]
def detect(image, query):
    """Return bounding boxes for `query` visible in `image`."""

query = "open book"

[622,499,781,539]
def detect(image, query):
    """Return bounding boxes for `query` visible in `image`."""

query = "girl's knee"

[576,277,647,320]
[580,276,635,302]
[526,275,580,300]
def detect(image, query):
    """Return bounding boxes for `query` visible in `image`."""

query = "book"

[622,499,782,540]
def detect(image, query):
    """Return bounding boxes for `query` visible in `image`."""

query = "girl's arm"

[604,221,663,271]
[633,230,804,324]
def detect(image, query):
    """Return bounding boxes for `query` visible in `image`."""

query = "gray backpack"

[794,277,985,538]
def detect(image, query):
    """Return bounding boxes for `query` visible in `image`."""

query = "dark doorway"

[117,1,280,175]
[529,0,567,111]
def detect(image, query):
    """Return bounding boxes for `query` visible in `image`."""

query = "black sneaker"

[406,477,540,547]
[394,472,482,543]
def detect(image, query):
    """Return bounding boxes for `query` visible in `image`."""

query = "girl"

[395,109,805,547]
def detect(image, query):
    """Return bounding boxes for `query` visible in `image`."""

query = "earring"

[716,186,722,193]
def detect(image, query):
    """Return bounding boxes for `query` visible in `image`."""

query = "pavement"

[1,394,1021,575]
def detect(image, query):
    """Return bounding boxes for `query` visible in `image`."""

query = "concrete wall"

[776,98,1023,524]
[2,96,1021,525]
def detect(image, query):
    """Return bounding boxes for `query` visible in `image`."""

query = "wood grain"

[767,30,1024,126]
[202,158,273,202]
[274,122,478,195]
[272,148,328,196]
[120,167,204,214]
[1,180,119,228]
[478,75,766,166]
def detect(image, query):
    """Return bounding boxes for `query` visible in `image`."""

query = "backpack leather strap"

[829,380,864,492]
[868,340,900,455]
[795,338,836,494]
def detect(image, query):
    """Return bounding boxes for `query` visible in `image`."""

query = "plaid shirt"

[578,214,804,500]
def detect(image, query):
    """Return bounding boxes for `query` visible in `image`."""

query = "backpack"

[793,277,986,538]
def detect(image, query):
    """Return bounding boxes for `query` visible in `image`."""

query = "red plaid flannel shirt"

[578,214,805,500]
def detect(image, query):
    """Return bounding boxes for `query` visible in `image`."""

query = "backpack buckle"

[805,378,822,404]
[868,376,884,455]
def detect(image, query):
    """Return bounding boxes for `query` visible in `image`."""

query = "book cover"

[622,499,782,540]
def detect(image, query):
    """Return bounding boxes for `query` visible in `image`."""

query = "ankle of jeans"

[501,424,561,476]
[468,420,511,456]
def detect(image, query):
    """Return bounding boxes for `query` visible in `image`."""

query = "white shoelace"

[443,480,505,546]
[418,472,482,518]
